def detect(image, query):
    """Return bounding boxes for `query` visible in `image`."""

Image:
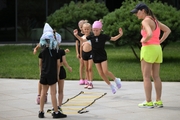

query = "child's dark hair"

[53,29,57,40]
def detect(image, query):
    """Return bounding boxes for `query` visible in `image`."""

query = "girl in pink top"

[131,2,171,108]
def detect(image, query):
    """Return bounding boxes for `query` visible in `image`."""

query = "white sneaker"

[115,78,121,89]
[110,84,116,94]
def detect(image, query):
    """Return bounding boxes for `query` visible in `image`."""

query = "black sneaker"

[38,111,44,118]
[52,111,67,118]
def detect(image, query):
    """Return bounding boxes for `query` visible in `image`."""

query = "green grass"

[0,42,179,81]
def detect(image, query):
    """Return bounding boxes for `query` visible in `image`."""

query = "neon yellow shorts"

[140,45,163,63]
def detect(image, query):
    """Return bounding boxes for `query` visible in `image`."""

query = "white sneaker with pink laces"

[84,79,88,85]
[88,83,93,89]
[84,82,89,88]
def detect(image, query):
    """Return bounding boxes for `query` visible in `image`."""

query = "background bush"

[46,0,109,35]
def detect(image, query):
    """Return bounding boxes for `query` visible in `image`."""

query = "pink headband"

[92,21,102,29]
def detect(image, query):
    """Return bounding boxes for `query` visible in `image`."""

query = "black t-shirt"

[38,48,60,79]
[86,34,111,60]
[58,49,65,63]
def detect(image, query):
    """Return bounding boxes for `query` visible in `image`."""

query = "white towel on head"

[55,33,62,44]
[40,32,54,40]
[43,23,53,33]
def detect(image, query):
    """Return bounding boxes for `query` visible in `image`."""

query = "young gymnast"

[33,24,69,104]
[75,20,88,85]
[80,23,93,89]
[38,24,67,118]
[74,20,123,94]
[57,47,72,111]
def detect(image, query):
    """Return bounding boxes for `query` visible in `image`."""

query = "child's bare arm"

[75,41,79,58]
[110,28,123,41]
[33,44,40,54]
[62,56,72,72]
[73,29,86,42]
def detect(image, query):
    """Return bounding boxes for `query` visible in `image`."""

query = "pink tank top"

[141,17,160,46]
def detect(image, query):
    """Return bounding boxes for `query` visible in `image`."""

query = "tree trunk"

[129,45,139,60]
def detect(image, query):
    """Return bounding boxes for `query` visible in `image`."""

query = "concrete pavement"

[0,78,179,120]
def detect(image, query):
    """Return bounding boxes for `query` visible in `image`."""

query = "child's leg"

[84,60,89,81]
[79,58,86,84]
[50,83,67,118]
[37,81,49,104]
[36,81,42,104]
[101,61,115,80]
[87,59,94,89]
[38,81,42,95]
[40,85,49,112]
[95,63,110,85]
[88,59,93,82]
[58,80,64,107]
[50,83,58,112]
[84,60,89,88]
[95,63,116,94]
[80,58,85,79]
[101,61,122,89]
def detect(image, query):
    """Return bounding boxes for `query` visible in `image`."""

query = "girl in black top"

[38,44,67,118]
[74,20,123,94]
[38,24,67,118]
[57,48,72,111]
[75,20,88,85]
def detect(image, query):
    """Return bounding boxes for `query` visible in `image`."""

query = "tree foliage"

[102,0,180,59]
[46,0,109,32]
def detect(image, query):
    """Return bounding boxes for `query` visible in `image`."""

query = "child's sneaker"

[79,79,85,85]
[110,84,116,94]
[84,82,89,88]
[115,78,121,89]
[36,95,40,104]
[38,111,44,118]
[153,100,163,108]
[52,111,67,118]
[138,101,154,108]
[88,83,93,89]
[84,79,88,85]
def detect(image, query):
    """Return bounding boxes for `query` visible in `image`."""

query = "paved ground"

[0,78,179,120]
